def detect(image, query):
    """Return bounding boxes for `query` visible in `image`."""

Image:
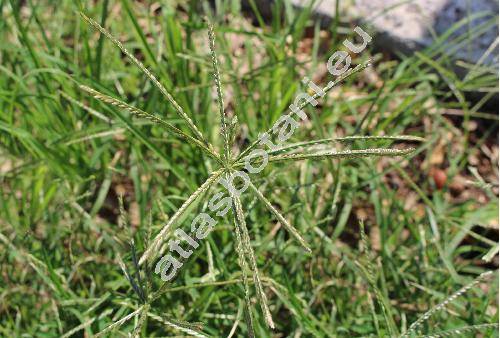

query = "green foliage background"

[0,0,498,336]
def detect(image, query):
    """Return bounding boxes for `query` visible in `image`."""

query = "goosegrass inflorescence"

[1,1,498,336]
[75,11,427,334]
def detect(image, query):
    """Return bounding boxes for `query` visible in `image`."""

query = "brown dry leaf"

[369,225,381,251]
[0,158,13,174]
[429,140,445,166]
[449,174,468,195]
[415,204,426,218]
[360,66,383,88]
[467,150,480,166]
[129,201,140,228]
[403,191,419,211]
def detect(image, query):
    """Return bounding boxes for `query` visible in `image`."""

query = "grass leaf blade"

[247,180,311,253]
[138,168,225,265]
[79,12,209,145]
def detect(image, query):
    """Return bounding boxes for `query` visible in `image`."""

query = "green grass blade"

[247,180,311,253]
[79,12,209,145]
[401,271,494,337]
[359,221,398,336]
[235,60,372,162]
[230,201,256,337]
[232,194,275,329]
[138,168,225,265]
[94,306,144,338]
[78,85,222,164]
[417,323,499,337]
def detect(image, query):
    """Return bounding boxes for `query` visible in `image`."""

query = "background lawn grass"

[0,0,498,336]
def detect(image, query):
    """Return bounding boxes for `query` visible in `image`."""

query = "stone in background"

[244,0,499,66]
[354,0,498,66]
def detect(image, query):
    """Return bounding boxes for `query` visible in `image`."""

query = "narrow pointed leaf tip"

[248,181,311,253]
[79,12,209,146]
[232,195,275,329]
[78,84,223,163]
[206,16,231,162]
[138,168,225,265]
[236,58,376,162]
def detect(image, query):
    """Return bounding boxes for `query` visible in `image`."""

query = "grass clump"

[78,11,420,333]
[0,1,497,336]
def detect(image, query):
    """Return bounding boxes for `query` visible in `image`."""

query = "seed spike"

[235,59,373,162]
[80,12,210,146]
[206,17,231,162]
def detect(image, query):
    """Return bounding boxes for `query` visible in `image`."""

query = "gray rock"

[354,0,499,65]
[244,0,499,66]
